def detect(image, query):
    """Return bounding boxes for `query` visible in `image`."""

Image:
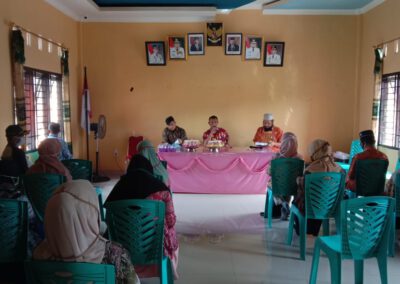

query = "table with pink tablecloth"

[158,149,275,194]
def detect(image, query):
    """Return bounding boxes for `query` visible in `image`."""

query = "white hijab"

[34,180,107,263]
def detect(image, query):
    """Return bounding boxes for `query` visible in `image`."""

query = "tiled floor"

[95,178,400,284]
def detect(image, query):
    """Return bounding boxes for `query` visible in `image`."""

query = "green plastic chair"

[388,172,400,256]
[309,196,395,284]
[337,139,363,172]
[287,172,345,260]
[25,150,39,166]
[25,261,115,283]
[62,159,93,181]
[355,159,388,196]
[23,173,66,222]
[263,158,304,228]
[105,199,174,284]
[95,186,106,221]
[0,199,28,263]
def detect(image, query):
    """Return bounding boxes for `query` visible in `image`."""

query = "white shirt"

[149,52,164,64]
[170,47,185,58]
[266,54,281,65]
[246,47,260,59]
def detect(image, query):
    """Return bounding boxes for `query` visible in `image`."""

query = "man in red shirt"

[346,130,388,191]
[202,115,230,146]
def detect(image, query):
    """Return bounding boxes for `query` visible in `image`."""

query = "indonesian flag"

[80,68,92,133]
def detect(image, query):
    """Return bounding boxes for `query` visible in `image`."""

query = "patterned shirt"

[346,146,388,191]
[253,126,283,144]
[162,126,187,144]
[202,128,229,145]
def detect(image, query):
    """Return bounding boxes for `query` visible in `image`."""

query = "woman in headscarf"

[265,132,303,220]
[27,138,72,182]
[137,140,169,185]
[106,154,179,280]
[275,132,303,160]
[292,139,343,236]
[33,180,140,284]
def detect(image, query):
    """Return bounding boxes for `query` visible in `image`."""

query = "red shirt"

[202,128,229,145]
[346,146,388,191]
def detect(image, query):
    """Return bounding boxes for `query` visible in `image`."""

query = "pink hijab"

[28,139,72,181]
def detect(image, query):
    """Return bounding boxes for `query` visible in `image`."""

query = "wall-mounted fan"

[90,114,110,182]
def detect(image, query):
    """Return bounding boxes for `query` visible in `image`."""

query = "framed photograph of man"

[264,42,285,67]
[244,36,262,60]
[207,23,223,46]
[225,33,242,55]
[145,41,166,66]
[188,33,205,55]
[168,36,186,60]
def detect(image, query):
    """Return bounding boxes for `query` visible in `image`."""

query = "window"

[24,68,63,151]
[378,72,400,148]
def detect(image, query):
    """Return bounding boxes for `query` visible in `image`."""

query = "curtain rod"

[373,36,400,48]
[9,21,68,50]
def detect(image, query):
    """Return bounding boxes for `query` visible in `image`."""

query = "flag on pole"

[80,68,92,133]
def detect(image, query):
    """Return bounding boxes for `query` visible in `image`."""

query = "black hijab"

[106,154,170,202]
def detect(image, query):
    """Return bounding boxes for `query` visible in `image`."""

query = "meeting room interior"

[1,0,400,283]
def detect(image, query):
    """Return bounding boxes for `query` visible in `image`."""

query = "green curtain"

[61,49,72,154]
[10,29,27,131]
[372,48,384,136]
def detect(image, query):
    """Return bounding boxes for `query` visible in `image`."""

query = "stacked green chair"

[287,172,345,260]
[105,199,174,284]
[25,261,115,283]
[337,139,363,172]
[0,199,28,263]
[23,173,66,222]
[62,159,93,181]
[355,159,388,197]
[309,196,395,284]
[263,158,304,228]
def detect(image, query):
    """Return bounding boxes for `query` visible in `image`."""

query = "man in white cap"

[253,113,283,147]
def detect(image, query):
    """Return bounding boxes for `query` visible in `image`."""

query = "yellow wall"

[357,0,400,170]
[2,1,399,172]
[82,13,359,170]
[0,0,83,158]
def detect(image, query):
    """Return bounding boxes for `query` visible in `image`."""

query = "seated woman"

[293,139,343,236]
[106,155,179,280]
[33,180,140,284]
[1,125,29,177]
[267,132,303,220]
[27,138,72,182]
[137,140,169,186]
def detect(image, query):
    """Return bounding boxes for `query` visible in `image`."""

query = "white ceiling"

[45,0,385,23]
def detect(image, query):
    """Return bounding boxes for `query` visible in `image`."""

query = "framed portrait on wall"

[207,23,223,46]
[145,41,166,66]
[225,33,242,55]
[264,42,285,67]
[244,36,262,60]
[168,36,186,60]
[188,33,205,55]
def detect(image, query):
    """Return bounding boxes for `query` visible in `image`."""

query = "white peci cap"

[263,113,274,121]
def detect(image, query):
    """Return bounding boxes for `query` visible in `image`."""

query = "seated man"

[253,113,283,147]
[162,116,188,144]
[47,122,72,160]
[202,115,230,146]
[346,130,388,191]
[0,125,28,176]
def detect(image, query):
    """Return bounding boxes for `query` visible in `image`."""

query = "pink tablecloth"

[158,149,275,194]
